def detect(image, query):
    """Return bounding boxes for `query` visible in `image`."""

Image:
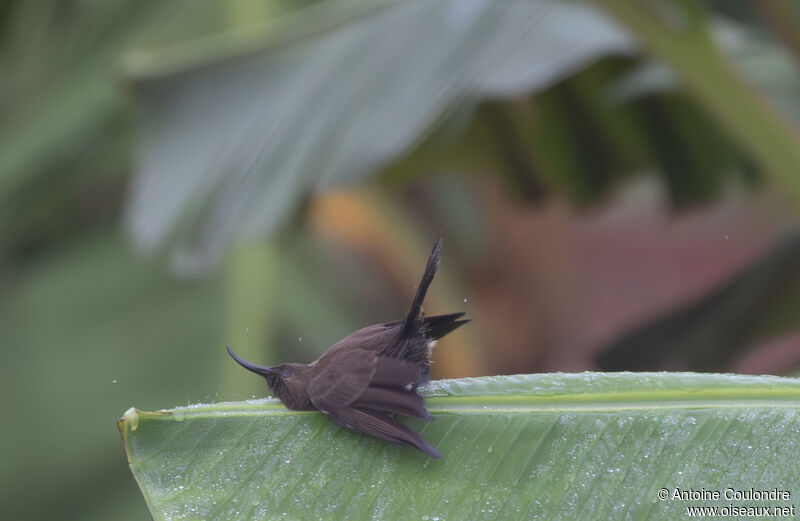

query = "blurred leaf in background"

[122,0,636,271]
[4,0,800,519]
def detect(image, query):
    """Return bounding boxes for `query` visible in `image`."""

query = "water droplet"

[487,446,494,454]
[173,412,185,422]
[298,337,302,342]
[112,379,118,384]
[463,297,468,303]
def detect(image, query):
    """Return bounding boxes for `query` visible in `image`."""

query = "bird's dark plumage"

[226,237,468,458]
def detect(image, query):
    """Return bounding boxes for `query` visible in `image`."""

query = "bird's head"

[226,346,313,410]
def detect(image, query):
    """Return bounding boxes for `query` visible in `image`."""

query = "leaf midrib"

[131,388,800,423]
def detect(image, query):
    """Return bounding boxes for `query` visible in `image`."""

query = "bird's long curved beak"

[226,346,275,377]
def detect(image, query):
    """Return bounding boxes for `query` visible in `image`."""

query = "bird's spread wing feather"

[309,351,438,457]
[354,386,433,420]
[327,407,440,459]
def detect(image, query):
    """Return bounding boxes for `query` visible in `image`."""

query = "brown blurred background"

[4,0,800,519]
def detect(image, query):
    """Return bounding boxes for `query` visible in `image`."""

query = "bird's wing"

[351,356,432,420]
[325,407,440,459]
[308,349,377,411]
[370,355,427,388]
[353,386,433,421]
[310,351,438,457]
[309,351,427,413]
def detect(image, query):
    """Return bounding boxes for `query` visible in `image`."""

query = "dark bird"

[226,237,468,458]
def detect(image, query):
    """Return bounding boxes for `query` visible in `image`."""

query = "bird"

[226,237,468,458]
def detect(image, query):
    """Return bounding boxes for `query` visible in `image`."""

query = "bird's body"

[227,238,468,458]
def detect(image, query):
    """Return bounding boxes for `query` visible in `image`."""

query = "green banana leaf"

[120,373,800,520]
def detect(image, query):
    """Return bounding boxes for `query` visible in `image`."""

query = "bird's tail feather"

[400,237,442,337]
[424,312,470,339]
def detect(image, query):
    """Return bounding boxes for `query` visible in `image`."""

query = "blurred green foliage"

[1,230,222,520]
